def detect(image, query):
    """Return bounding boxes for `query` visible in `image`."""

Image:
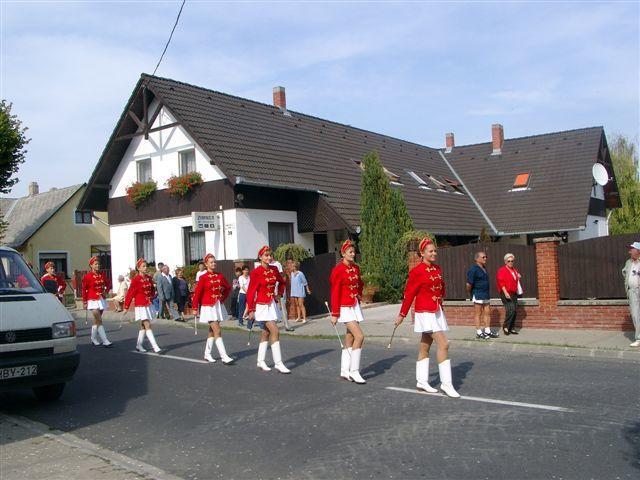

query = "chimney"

[273,86,286,110]
[445,132,455,153]
[492,123,504,155]
[28,182,39,196]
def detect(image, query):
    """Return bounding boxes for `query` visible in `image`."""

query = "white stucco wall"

[567,214,609,242]
[109,100,226,199]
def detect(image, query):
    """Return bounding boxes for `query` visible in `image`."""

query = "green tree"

[359,151,391,287]
[609,134,640,234]
[0,100,30,240]
[380,188,414,302]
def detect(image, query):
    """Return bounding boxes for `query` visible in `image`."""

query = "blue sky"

[2,1,638,197]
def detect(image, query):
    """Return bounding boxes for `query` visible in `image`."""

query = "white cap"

[628,241,640,250]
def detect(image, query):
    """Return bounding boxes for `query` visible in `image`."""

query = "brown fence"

[299,252,339,317]
[436,243,538,299]
[558,233,637,299]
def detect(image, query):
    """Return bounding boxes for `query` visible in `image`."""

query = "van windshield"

[0,250,44,294]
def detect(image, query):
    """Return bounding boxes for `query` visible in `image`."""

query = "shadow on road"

[451,361,473,390]
[286,348,334,368]
[362,354,407,379]
[623,420,640,470]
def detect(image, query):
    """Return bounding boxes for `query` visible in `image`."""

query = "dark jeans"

[237,293,247,321]
[176,295,188,314]
[501,292,518,331]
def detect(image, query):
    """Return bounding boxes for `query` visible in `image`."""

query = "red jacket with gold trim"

[41,273,66,296]
[329,261,364,316]
[124,274,155,309]
[82,271,107,303]
[246,265,285,312]
[192,271,231,310]
[399,262,446,316]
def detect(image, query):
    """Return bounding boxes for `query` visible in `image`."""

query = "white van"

[0,246,79,401]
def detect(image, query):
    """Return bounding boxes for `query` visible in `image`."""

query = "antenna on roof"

[151,0,186,77]
[592,163,609,187]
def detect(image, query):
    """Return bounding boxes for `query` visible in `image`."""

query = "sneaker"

[487,331,499,338]
[630,341,640,347]
[476,332,489,340]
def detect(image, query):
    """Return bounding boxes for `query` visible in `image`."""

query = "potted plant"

[165,172,203,198]
[125,180,157,207]
[361,272,382,304]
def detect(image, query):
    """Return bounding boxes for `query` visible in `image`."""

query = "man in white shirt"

[622,241,640,347]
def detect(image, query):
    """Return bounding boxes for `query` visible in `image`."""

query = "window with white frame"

[135,231,155,266]
[74,210,93,224]
[183,227,205,265]
[179,149,196,175]
[136,158,152,183]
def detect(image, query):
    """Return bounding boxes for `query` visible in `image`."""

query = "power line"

[152,0,186,77]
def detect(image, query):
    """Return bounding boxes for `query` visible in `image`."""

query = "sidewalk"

[0,414,182,480]
[83,303,640,361]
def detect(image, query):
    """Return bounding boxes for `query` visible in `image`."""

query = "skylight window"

[425,174,449,192]
[511,173,531,191]
[407,170,431,190]
[353,159,403,185]
[443,177,465,195]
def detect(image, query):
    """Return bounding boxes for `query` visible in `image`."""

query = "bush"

[398,230,435,251]
[273,243,313,265]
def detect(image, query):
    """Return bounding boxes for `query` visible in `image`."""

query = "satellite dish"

[592,163,609,186]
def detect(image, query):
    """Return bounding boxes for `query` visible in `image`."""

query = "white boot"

[416,358,438,393]
[145,329,161,353]
[349,348,366,384]
[90,325,101,346]
[97,325,112,347]
[340,348,352,380]
[215,337,234,364]
[136,330,146,352]
[271,341,291,374]
[438,359,460,398]
[204,337,216,363]
[257,341,271,371]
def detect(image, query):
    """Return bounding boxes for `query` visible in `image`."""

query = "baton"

[387,324,399,349]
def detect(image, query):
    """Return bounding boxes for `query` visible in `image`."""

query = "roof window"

[425,174,449,192]
[353,159,402,185]
[511,173,530,191]
[407,171,431,190]
[443,177,465,195]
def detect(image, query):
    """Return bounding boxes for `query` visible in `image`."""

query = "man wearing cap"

[622,241,640,347]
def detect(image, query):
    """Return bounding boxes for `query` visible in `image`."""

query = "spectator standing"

[622,241,640,347]
[152,262,164,316]
[195,262,206,283]
[157,265,174,320]
[466,252,497,339]
[290,262,311,323]
[230,267,243,325]
[172,268,189,322]
[270,257,293,331]
[237,265,250,324]
[496,253,522,336]
[111,274,129,312]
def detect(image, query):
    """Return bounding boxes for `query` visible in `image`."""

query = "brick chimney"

[492,124,504,155]
[445,132,455,153]
[273,86,286,110]
[28,182,39,196]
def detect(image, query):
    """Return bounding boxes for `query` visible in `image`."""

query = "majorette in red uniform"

[124,258,161,353]
[40,261,66,302]
[329,239,366,384]
[192,253,234,364]
[395,237,459,398]
[82,256,113,347]
[246,245,290,373]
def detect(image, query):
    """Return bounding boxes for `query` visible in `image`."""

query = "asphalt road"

[1,319,638,480]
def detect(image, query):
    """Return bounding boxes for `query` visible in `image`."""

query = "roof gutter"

[437,150,500,235]
[235,177,328,196]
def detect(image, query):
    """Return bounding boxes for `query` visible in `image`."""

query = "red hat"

[44,261,55,270]
[340,239,354,255]
[89,256,99,267]
[203,253,215,264]
[258,245,271,258]
[419,237,433,253]
[136,258,146,269]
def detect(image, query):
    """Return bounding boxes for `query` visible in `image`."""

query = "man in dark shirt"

[466,251,497,339]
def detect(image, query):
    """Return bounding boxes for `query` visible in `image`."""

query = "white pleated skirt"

[255,301,281,321]
[135,306,156,322]
[199,302,228,323]
[87,298,107,311]
[414,307,449,333]
[339,300,364,323]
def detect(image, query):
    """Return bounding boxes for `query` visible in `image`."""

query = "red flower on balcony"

[125,180,157,207]
[166,172,203,198]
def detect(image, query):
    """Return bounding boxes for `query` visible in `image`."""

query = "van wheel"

[33,383,65,402]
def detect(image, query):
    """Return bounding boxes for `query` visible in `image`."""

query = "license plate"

[0,365,37,380]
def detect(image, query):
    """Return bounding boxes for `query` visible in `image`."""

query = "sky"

[1,0,638,197]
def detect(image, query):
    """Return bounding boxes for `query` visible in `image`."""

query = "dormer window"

[511,173,531,191]
[179,149,196,175]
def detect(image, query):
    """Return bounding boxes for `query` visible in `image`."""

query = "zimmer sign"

[192,212,220,231]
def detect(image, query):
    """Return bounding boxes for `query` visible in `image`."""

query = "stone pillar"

[534,237,561,308]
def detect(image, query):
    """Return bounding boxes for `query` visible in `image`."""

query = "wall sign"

[192,212,220,231]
